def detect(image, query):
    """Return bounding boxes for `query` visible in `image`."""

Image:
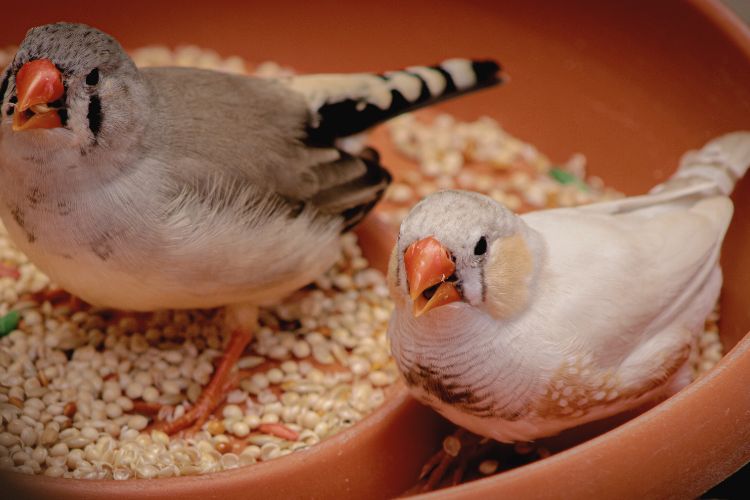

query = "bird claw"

[419,428,472,491]
[451,454,469,486]
[419,448,446,481]
[420,449,455,492]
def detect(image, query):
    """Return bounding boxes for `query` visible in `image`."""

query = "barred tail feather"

[291,58,503,144]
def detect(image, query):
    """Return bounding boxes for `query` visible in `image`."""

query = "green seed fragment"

[0,310,19,337]
[549,168,589,191]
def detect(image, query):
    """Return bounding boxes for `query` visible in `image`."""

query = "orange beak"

[12,59,65,131]
[404,236,461,317]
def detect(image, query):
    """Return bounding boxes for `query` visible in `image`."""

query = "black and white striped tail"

[652,132,750,196]
[292,58,503,144]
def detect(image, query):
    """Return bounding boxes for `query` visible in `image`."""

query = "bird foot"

[418,428,512,491]
[418,428,485,491]
[154,327,253,435]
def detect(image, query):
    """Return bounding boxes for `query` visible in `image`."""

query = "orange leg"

[155,327,253,435]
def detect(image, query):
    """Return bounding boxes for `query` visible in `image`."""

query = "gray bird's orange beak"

[12,59,65,131]
[404,236,461,317]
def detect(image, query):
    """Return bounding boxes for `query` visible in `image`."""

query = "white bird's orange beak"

[12,59,65,131]
[404,236,461,317]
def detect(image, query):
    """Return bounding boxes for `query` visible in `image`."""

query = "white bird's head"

[1,23,146,161]
[389,190,540,319]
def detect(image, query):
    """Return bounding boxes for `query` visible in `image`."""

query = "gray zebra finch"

[0,22,503,433]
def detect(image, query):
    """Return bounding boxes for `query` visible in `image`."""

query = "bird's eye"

[85,68,99,86]
[474,236,487,256]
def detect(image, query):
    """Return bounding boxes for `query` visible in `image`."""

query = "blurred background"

[725,0,750,21]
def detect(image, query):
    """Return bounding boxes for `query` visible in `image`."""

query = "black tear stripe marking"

[87,94,102,137]
[480,264,486,301]
[58,108,68,127]
[10,205,36,243]
[395,236,401,288]
[8,94,17,115]
[0,70,10,116]
[59,80,69,127]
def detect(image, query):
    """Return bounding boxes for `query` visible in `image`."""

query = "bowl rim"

[688,0,750,60]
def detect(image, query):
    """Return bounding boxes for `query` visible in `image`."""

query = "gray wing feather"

[140,67,389,227]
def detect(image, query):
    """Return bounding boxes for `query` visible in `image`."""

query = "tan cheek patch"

[484,233,534,319]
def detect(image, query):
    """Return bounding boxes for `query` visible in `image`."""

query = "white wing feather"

[522,194,731,366]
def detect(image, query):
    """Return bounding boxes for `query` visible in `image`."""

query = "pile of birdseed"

[0,225,396,479]
[380,112,623,225]
[0,45,725,485]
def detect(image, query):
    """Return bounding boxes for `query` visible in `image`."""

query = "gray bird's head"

[1,23,145,158]
[391,190,538,319]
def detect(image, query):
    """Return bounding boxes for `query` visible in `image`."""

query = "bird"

[387,132,750,444]
[0,22,504,434]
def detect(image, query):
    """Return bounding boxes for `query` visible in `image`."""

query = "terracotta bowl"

[4,0,750,498]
